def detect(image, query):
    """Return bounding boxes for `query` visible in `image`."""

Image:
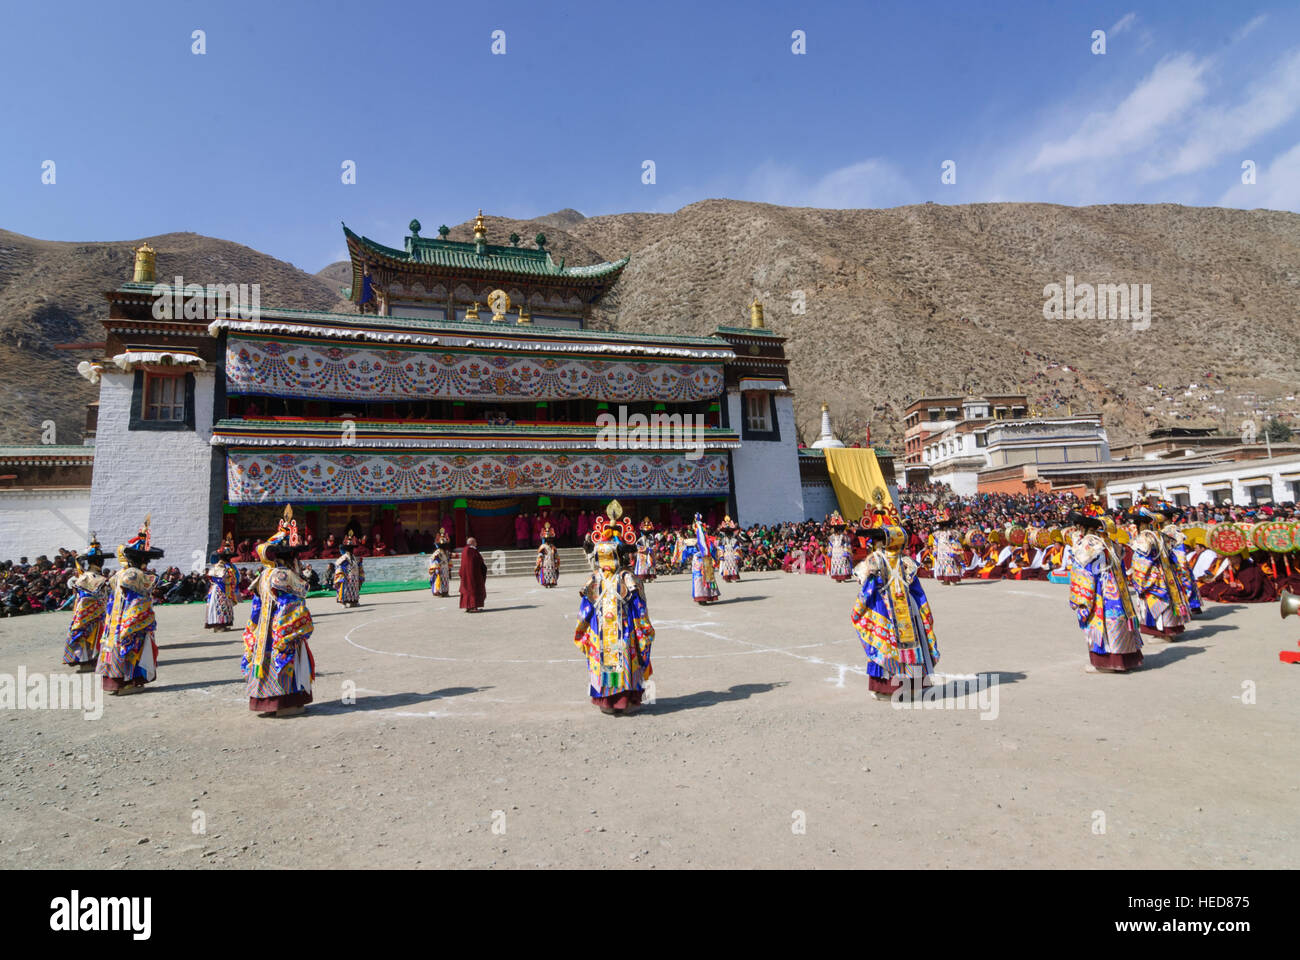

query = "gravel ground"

[1,572,1296,869]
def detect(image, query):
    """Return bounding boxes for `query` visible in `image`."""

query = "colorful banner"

[225,337,725,404]
[226,450,730,504]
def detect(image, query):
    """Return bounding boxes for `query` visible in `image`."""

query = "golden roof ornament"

[517,303,532,325]
[473,209,486,240]
[465,301,481,321]
[750,298,765,329]
[132,241,156,283]
[487,289,510,321]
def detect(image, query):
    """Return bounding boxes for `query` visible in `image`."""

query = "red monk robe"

[1199,556,1278,604]
[459,541,488,612]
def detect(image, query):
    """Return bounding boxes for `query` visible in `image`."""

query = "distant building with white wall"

[902,393,1110,496]
[1105,454,1300,508]
[0,446,95,560]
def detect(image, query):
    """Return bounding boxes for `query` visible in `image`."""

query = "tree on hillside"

[1264,417,1292,442]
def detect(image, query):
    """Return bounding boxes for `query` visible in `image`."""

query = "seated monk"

[1199,554,1278,604]
[1272,553,1300,594]
[978,542,1010,580]
[320,534,339,559]
[372,535,391,557]
[353,535,371,558]
[1007,545,1047,580]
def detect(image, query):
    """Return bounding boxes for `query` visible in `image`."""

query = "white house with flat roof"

[1105,454,1300,508]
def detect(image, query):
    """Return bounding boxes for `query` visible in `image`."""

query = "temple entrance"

[220,494,733,556]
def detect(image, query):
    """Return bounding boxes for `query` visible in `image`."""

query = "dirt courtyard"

[1,570,1296,869]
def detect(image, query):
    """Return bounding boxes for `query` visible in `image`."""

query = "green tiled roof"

[714,325,782,338]
[0,445,95,458]
[343,224,629,281]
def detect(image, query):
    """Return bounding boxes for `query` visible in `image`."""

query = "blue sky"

[2,0,1297,272]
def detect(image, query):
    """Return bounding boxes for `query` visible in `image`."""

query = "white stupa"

[810,402,845,449]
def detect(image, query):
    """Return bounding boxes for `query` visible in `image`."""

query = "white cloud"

[1028,54,1210,172]
[1234,14,1267,42]
[743,158,915,209]
[1110,12,1137,36]
[1139,47,1300,181]
[1219,141,1300,212]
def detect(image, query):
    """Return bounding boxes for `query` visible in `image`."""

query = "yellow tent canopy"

[822,448,894,523]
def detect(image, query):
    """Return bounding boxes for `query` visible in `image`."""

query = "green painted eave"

[0,445,96,458]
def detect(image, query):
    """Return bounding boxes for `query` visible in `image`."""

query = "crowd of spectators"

[8,490,1296,615]
[0,549,328,619]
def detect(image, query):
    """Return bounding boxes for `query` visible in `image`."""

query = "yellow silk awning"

[822,447,894,522]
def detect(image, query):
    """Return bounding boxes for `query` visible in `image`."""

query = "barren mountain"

[0,230,345,447]
[5,201,1298,449]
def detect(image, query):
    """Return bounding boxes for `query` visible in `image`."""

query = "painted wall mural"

[226,450,730,503]
[225,337,725,403]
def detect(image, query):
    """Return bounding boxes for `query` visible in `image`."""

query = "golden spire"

[820,401,829,412]
[473,209,486,240]
[132,241,156,283]
[750,298,765,329]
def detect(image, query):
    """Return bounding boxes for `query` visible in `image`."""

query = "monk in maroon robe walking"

[459,538,488,612]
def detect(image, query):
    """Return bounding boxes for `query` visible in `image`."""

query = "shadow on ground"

[647,681,787,714]
[1140,644,1207,669]
[309,685,490,715]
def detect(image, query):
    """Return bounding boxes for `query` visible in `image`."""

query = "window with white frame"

[744,392,771,432]
[1245,483,1272,505]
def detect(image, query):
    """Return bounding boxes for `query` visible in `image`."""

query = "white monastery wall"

[87,370,221,572]
[728,392,805,525]
[0,488,91,560]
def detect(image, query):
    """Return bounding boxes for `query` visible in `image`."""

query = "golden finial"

[132,241,156,283]
[820,401,829,412]
[473,209,486,239]
[606,499,624,521]
[750,298,765,329]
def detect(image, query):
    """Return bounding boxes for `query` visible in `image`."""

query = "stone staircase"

[447,546,591,579]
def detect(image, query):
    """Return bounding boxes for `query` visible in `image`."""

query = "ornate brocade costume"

[63,569,108,667]
[851,549,941,694]
[573,567,654,703]
[1069,532,1143,670]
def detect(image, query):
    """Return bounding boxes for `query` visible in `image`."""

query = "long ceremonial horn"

[1282,590,1300,620]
